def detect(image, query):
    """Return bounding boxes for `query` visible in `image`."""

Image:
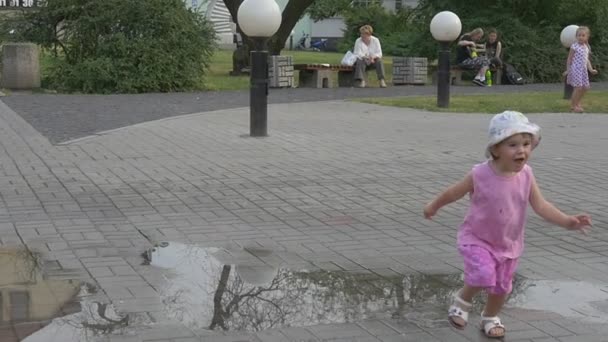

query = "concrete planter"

[1,43,41,89]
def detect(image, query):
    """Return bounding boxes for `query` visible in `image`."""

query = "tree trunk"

[223,0,315,61]
[268,0,315,55]
[209,265,232,330]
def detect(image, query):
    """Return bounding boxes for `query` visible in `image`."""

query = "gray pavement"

[3,82,608,144]
[0,98,607,342]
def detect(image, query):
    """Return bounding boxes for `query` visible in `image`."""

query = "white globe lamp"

[430,11,462,108]
[430,11,462,42]
[237,0,282,38]
[560,25,579,48]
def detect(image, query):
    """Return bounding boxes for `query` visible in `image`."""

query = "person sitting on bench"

[456,28,491,86]
[485,28,503,67]
[353,25,387,88]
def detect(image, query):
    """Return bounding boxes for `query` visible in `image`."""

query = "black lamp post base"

[437,41,451,108]
[249,42,269,137]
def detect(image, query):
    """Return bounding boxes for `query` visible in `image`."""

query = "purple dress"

[567,42,590,88]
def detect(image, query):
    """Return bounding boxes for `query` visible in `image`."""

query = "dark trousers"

[354,58,385,81]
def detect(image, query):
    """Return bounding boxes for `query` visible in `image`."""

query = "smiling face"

[488,32,498,43]
[576,29,589,44]
[490,133,534,174]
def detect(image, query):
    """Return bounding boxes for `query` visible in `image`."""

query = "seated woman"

[353,25,387,88]
[485,28,503,67]
[456,28,491,86]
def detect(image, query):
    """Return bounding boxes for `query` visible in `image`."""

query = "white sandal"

[448,291,472,330]
[480,313,506,338]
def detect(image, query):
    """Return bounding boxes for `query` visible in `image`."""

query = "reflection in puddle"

[0,248,81,341]
[147,242,608,333]
[0,247,128,342]
[508,279,608,323]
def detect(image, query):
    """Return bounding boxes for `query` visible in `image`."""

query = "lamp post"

[560,25,578,100]
[237,0,282,137]
[430,11,462,108]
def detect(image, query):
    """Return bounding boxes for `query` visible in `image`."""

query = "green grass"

[204,50,394,91]
[356,91,608,113]
[34,49,395,92]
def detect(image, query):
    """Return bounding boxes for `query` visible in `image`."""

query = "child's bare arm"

[529,178,592,234]
[457,40,475,47]
[424,173,473,219]
[587,55,598,74]
[496,42,502,59]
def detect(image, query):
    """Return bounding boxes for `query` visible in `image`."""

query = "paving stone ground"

[0,98,607,341]
[4,82,608,144]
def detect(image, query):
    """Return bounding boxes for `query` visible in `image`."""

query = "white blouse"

[353,36,383,60]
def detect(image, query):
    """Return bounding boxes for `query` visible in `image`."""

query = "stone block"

[298,69,333,88]
[268,55,294,88]
[1,43,41,89]
[392,57,428,85]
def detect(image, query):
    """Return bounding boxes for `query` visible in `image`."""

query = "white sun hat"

[486,111,541,159]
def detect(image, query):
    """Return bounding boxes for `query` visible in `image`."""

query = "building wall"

[187,0,235,47]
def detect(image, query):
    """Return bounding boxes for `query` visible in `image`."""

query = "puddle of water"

[146,242,462,331]
[0,247,129,342]
[147,242,608,333]
[508,279,608,323]
[0,248,81,341]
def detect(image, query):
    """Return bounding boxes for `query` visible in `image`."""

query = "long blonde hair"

[465,28,484,37]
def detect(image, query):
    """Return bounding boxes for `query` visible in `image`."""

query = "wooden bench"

[294,64,355,88]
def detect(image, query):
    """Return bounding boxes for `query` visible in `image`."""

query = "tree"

[223,0,314,74]
[306,0,352,22]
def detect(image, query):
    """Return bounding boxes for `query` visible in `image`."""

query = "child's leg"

[578,87,589,108]
[480,257,519,338]
[460,284,483,302]
[481,293,508,337]
[483,293,507,316]
[451,245,497,328]
[571,87,587,110]
[450,284,482,328]
[570,87,581,109]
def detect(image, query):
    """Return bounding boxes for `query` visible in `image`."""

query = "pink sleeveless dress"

[458,161,533,259]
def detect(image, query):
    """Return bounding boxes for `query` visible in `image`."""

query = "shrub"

[1,0,216,93]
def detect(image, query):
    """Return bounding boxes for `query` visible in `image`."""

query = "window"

[10,291,30,321]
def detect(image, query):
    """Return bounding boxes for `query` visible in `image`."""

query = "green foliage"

[338,4,425,56]
[414,0,608,82]
[1,0,216,93]
[306,0,352,22]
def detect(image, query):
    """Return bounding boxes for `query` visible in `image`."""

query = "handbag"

[341,51,357,66]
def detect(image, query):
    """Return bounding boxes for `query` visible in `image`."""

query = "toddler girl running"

[564,26,598,112]
[423,111,592,338]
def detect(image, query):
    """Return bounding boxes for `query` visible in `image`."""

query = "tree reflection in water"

[149,242,530,333]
